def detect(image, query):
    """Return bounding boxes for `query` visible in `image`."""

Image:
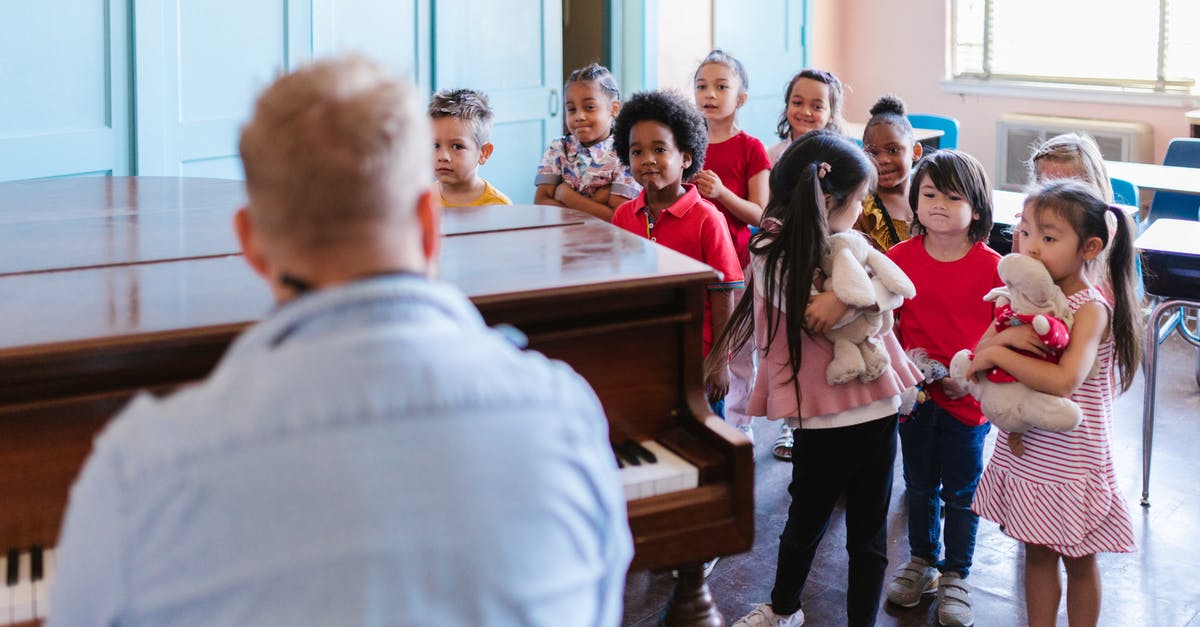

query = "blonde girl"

[534,63,639,220]
[971,180,1143,627]
[766,69,846,165]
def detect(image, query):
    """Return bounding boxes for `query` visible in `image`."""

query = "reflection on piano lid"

[1,546,54,626]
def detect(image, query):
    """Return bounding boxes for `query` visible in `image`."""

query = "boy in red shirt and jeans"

[610,90,744,415]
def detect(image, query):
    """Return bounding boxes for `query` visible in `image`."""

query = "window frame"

[949,0,1195,96]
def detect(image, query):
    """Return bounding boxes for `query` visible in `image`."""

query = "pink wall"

[811,0,1197,178]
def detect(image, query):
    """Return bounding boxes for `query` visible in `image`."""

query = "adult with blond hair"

[48,55,631,627]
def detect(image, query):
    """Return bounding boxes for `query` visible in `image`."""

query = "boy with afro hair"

[611,90,744,412]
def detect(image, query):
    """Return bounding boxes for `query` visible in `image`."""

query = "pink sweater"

[747,264,921,422]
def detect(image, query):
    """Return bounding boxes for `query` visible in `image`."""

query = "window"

[952,0,1200,95]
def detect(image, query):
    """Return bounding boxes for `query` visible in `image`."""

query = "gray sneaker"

[885,557,940,607]
[936,572,974,626]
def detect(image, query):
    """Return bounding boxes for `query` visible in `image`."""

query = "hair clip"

[817,162,832,178]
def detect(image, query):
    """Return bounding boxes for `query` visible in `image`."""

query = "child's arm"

[967,301,1107,397]
[535,184,566,207]
[692,170,768,226]
[553,183,616,221]
[974,323,1050,357]
[705,288,735,402]
[589,185,634,210]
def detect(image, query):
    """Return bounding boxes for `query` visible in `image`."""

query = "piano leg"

[661,562,723,627]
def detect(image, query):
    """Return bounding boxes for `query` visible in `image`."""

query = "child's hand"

[692,169,726,200]
[591,186,611,206]
[804,291,848,334]
[706,365,730,404]
[964,346,997,380]
[940,376,969,400]
[986,325,1048,357]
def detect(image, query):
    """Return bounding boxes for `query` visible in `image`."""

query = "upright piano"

[0,177,753,626]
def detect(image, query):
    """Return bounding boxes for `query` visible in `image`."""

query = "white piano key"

[37,548,55,619]
[10,551,34,623]
[618,441,699,501]
[2,550,10,625]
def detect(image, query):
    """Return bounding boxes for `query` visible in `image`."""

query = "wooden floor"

[623,333,1200,626]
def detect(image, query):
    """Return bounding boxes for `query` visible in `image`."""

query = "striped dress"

[972,287,1136,557]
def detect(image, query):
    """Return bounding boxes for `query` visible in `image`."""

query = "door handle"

[548,89,560,116]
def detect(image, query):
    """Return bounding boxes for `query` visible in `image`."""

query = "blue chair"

[1146,137,1200,224]
[1110,176,1140,207]
[907,114,960,150]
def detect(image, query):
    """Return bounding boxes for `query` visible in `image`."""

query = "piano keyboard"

[2,547,54,626]
[613,440,699,501]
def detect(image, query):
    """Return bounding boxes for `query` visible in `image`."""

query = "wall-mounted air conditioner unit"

[996,114,1153,191]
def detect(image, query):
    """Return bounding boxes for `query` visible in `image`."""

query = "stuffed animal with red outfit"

[949,254,1083,441]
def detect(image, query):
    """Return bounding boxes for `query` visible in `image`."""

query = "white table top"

[991,189,1139,226]
[845,122,944,144]
[1104,160,1200,195]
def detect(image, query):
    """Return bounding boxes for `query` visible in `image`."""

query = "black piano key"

[30,545,43,581]
[626,439,658,464]
[5,548,17,585]
[614,441,641,466]
[610,443,625,468]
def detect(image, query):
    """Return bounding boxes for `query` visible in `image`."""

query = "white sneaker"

[738,423,755,445]
[733,603,804,627]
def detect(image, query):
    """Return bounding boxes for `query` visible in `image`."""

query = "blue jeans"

[898,401,989,578]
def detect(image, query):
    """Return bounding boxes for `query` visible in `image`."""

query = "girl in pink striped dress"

[967,180,1144,626]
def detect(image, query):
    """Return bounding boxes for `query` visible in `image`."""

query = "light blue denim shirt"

[48,275,632,627]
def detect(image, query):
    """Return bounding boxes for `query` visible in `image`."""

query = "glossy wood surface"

[1,178,754,587]
[0,218,715,352]
[0,176,593,276]
[0,177,244,275]
[1105,160,1200,195]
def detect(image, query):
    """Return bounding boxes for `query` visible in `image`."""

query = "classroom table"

[1134,218,1200,506]
[1104,160,1200,196]
[844,122,945,151]
[988,189,1139,255]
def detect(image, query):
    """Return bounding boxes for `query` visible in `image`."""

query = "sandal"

[773,424,793,461]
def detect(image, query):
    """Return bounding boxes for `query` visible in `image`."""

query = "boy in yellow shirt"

[429,89,512,206]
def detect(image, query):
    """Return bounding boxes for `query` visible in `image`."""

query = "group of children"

[426,51,1143,627]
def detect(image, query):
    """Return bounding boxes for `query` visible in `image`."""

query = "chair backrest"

[907,114,960,150]
[1147,137,1200,224]
[1110,176,1139,206]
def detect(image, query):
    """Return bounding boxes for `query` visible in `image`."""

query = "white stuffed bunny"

[948,254,1083,453]
[819,231,916,385]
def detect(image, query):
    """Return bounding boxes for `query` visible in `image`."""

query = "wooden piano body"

[0,177,753,624]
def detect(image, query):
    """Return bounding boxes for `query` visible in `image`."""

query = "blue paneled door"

[311,0,431,88]
[133,0,313,179]
[0,2,132,181]
[433,0,563,204]
[712,0,809,149]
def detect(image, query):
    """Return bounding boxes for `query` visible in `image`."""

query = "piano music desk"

[1135,218,1200,507]
[0,178,752,626]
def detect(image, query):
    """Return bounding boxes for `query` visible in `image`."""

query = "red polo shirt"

[612,184,744,355]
